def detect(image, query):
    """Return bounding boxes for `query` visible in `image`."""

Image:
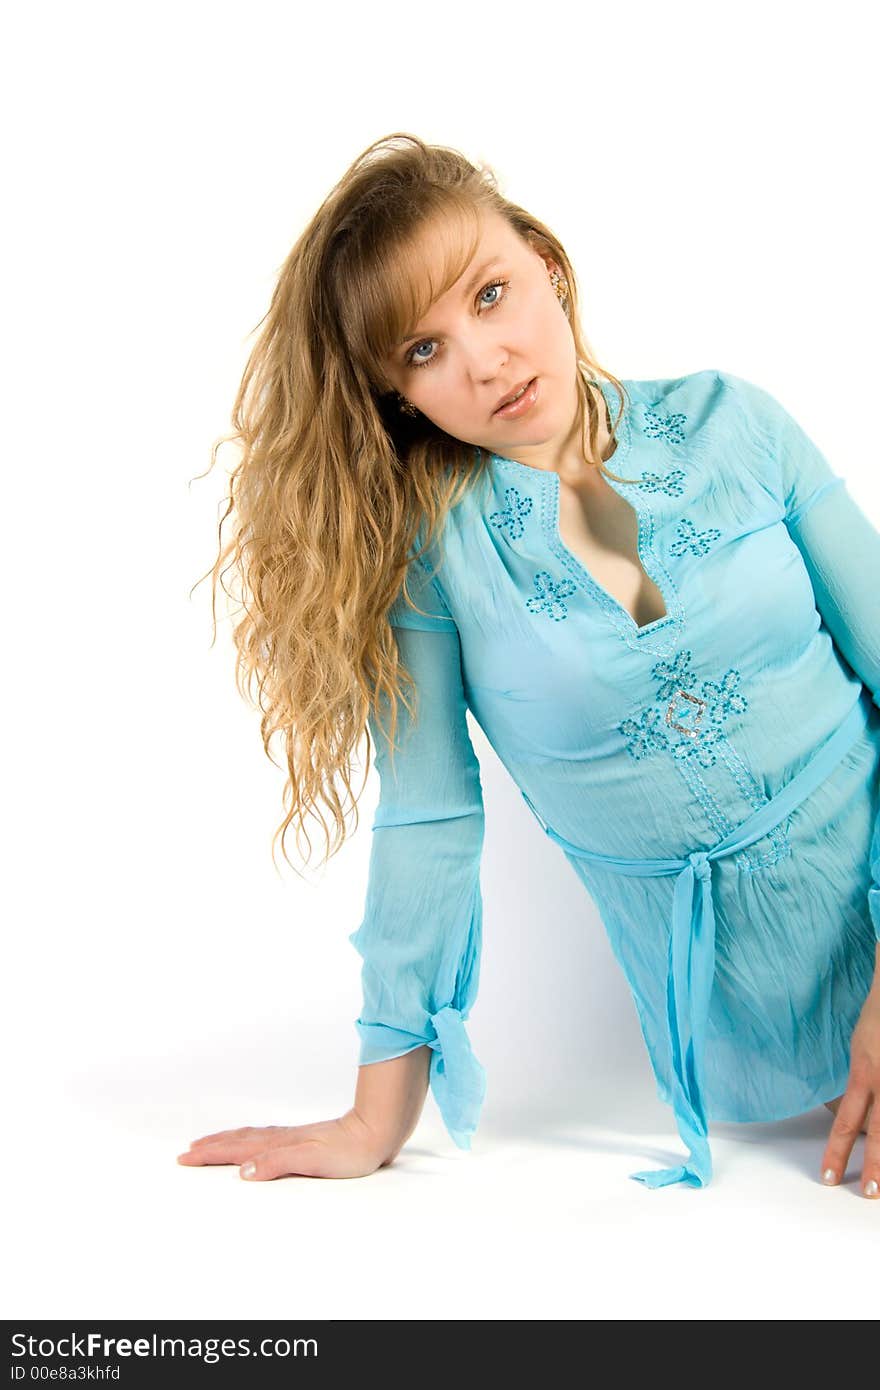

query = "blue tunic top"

[348,367,880,1188]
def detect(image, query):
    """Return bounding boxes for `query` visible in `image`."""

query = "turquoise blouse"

[348,368,880,1188]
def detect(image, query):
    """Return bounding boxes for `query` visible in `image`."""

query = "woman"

[179,132,880,1194]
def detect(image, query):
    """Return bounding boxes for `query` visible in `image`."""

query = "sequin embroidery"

[669,517,722,557]
[631,469,687,496]
[643,405,688,443]
[525,570,578,621]
[489,485,533,541]
[619,649,790,872]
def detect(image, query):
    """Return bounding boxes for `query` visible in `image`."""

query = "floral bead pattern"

[636,649,747,767]
[651,650,697,700]
[669,517,722,557]
[489,485,533,541]
[702,670,749,722]
[619,649,790,873]
[525,570,578,621]
[617,706,670,759]
[642,405,688,444]
[630,469,687,497]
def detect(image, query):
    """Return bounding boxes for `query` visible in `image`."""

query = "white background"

[3,0,878,1323]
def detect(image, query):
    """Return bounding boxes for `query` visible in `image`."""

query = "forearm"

[353,1045,432,1162]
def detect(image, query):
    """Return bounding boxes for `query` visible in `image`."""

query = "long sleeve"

[724,371,880,942]
[348,554,488,1147]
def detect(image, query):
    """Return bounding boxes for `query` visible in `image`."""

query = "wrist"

[341,1106,401,1165]
[352,1046,432,1161]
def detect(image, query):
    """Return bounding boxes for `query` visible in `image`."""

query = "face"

[382,207,589,475]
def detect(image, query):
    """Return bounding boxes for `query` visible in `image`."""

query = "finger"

[186,1126,281,1150]
[177,1142,248,1166]
[178,1126,313,1166]
[177,1134,281,1166]
[820,1086,870,1185]
[240,1142,326,1182]
[861,1097,879,1199]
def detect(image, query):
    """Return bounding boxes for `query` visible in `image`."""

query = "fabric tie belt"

[519,690,872,1190]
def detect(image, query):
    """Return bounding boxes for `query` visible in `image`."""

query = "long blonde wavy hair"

[193,132,635,875]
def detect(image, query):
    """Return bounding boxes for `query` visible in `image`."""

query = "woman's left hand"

[820,988,880,1197]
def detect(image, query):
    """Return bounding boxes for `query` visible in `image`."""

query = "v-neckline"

[489,380,677,638]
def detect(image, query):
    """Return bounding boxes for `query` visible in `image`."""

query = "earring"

[548,267,569,303]
[396,392,418,416]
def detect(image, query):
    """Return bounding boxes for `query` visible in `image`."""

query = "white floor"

[5,1055,875,1322]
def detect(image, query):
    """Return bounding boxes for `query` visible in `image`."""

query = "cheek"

[517,290,572,364]
[540,294,575,352]
[415,374,472,429]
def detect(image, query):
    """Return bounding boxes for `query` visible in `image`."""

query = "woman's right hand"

[176,1107,395,1181]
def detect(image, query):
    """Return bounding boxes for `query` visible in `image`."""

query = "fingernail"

[821,1168,837,1184]
[241,1161,256,1178]
[864,1179,879,1198]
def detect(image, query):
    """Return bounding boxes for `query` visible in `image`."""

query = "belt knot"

[688,849,712,882]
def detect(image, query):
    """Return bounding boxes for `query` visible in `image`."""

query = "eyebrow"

[395,257,502,348]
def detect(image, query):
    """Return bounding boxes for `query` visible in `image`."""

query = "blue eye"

[405,279,511,370]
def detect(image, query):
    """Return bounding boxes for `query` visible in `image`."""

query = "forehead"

[407,206,521,288]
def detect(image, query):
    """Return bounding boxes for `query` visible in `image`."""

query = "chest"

[556,474,669,629]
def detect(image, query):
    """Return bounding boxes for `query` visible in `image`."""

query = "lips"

[493,377,535,414]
